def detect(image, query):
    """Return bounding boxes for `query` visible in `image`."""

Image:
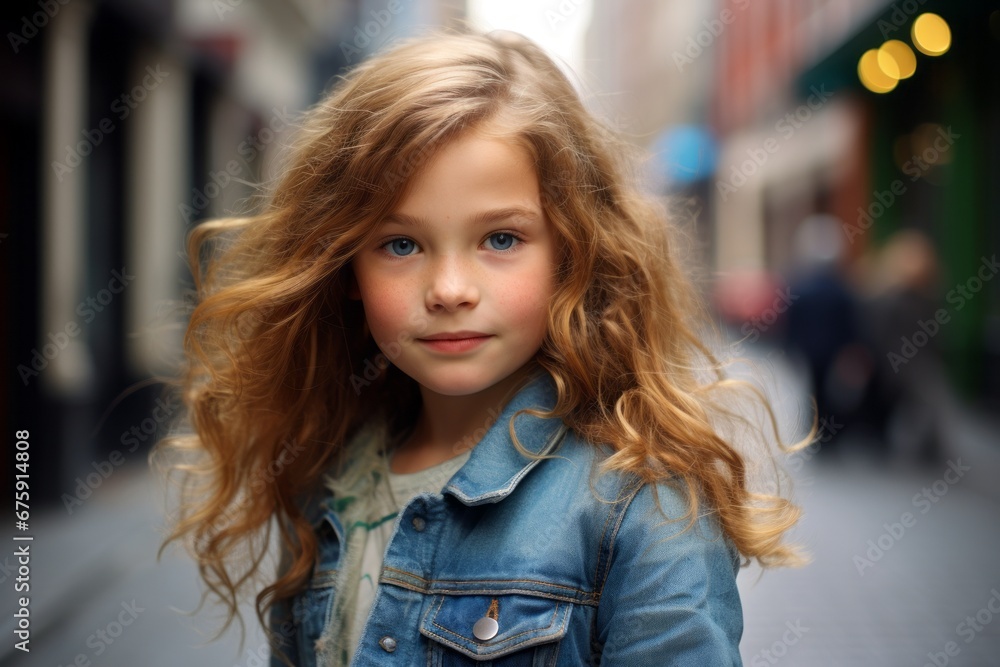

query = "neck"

[402,364,543,458]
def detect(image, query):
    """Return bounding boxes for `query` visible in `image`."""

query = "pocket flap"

[420,593,571,659]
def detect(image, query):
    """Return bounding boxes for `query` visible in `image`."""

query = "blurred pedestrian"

[781,214,874,458]
[856,229,952,466]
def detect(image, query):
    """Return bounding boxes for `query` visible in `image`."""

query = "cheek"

[357,279,412,336]
[498,270,553,335]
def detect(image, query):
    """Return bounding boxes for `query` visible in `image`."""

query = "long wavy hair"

[151,24,815,663]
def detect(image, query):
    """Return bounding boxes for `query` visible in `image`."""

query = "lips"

[418,331,491,341]
[416,332,493,353]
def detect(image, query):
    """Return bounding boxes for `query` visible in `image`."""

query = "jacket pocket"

[421,593,571,666]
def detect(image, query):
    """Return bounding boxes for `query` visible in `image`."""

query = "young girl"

[152,26,813,667]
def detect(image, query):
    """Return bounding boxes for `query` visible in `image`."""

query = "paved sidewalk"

[0,462,268,667]
[738,453,1000,666]
[723,338,1000,665]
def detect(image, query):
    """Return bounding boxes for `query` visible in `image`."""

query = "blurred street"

[2,342,998,667]
[738,456,1000,666]
[0,460,271,667]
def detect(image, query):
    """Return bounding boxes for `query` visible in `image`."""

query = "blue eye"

[387,238,417,256]
[485,232,519,252]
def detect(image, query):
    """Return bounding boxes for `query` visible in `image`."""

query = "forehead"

[390,128,541,218]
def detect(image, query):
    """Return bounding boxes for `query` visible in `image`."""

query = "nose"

[424,253,480,312]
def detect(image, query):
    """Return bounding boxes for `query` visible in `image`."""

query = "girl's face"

[349,127,557,397]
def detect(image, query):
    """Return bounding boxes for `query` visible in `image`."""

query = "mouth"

[418,331,491,341]
[416,334,493,353]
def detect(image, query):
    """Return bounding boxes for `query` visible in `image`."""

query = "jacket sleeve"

[268,531,302,667]
[595,479,744,666]
[268,596,300,667]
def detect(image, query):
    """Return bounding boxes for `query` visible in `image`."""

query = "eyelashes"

[377,231,527,259]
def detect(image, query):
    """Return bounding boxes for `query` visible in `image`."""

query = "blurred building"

[583,1,716,136]
[1,0,464,505]
[709,0,999,401]
[711,0,874,274]
[583,0,721,279]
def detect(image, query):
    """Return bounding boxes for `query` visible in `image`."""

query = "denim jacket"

[269,372,744,666]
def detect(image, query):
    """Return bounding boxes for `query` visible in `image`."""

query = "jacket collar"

[442,370,566,506]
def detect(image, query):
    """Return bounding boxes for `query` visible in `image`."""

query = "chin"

[410,371,507,397]
[420,380,496,397]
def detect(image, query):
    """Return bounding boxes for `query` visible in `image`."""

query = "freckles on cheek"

[497,275,551,329]
[356,273,409,329]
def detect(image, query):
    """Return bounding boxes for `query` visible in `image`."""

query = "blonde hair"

[151,24,814,663]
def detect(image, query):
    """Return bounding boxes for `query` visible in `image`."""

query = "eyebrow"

[382,206,541,228]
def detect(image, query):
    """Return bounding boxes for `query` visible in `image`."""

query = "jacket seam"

[589,476,643,663]
[382,568,596,595]
[380,578,599,607]
[592,477,643,598]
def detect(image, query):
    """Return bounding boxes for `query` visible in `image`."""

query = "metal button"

[411,516,426,532]
[379,635,397,652]
[472,616,499,641]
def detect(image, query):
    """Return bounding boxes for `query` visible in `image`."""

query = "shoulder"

[547,430,743,662]
[592,468,743,664]
[534,429,741,570]
[613,475,741,575]
[544,430,728,530]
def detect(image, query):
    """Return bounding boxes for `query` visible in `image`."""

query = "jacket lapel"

[443,371,567,506]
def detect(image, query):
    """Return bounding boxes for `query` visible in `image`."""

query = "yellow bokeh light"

[859,49,898,93]
[912,13,951,56]
[878,40,917,79]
